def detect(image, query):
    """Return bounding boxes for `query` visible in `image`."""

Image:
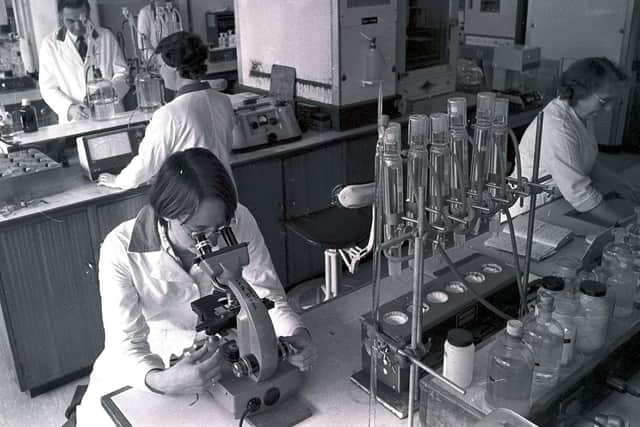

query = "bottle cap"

[446,328,473,347]
[540,275,565,292]
[21,99,31,106]
[580,280,607,297]
[506,320,524,338]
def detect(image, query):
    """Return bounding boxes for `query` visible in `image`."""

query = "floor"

[0,152,638,427]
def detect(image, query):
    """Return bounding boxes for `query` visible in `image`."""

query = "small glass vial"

[575,281,610,354]
[443,328,474,388]
[19,99,38,133]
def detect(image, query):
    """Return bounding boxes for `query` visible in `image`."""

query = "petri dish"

[445,281,467,294]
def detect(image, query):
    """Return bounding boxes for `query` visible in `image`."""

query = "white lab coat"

[509,97,603,217]
[114,83,236,189]
[75,203,304,426]
[38,26,129,124]
[137,4,166,60]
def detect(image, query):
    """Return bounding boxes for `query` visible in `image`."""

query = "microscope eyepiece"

[193,232,213,257]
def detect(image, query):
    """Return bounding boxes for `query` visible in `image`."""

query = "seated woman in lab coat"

[98,31,239,189]
[75,148,317,426]
[511,57,640,225]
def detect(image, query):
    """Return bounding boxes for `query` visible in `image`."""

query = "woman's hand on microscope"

[145,337,222,395]
[281,328,318,372]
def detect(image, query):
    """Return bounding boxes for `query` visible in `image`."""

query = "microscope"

[189,228,303,419]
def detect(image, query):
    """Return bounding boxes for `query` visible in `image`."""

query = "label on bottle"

[561,328,575,365]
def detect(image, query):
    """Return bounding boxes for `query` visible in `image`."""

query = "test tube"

[407,114,430,219]
[382,122,404,277]
[429,113,451,225]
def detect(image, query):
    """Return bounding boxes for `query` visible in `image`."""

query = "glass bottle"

[597,242,631,285]
[382,122,404,278]
[607,253,636,318]
[553,255,581,296]
[523,293,564,397]
[575,281,610,353]
[551,297,578,367]
[627,207,640,246]
[19,99,38,133]
[486,319,534,417]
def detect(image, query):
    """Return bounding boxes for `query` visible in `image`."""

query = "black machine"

[351,253,521,418]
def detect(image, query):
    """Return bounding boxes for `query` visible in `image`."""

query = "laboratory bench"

[0,99,543,396]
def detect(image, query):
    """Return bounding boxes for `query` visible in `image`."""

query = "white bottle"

[229,30,236,47]
[443,328,475,388]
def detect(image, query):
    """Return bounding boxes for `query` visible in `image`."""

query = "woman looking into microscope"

[74,148,316,426]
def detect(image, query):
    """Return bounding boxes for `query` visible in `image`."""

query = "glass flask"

[523,293,564,398]
[575,281,610,353]
[86,67,118,121]
[382,122,404,277]
[135,70,165,112]
[486,319,534,416]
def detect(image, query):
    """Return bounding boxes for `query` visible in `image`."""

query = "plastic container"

[19,99,38,133]
[485,320,534,417]
[443,328,475,388]
[523,293,564,397]
[575,281,610,353]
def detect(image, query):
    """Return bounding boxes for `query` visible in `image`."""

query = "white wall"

[235,0,335,104]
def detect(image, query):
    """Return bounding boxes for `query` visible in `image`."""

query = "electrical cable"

[238,407,250,427]
[436,244,513,321]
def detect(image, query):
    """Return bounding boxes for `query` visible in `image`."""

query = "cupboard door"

[95,192,149,244]
[233,160,287,286]
[0,209,102,393]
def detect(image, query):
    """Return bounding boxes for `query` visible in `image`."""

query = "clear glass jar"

[135,70,165,112]
[598,242,632,284]
[575,281,610,353]
[553,255,581,295]
[607,253,636,318]
[86,68,118,121]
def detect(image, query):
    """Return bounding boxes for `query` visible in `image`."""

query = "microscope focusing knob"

[232,354,260,378]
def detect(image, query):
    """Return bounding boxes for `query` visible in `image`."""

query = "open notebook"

[484,216,573,261]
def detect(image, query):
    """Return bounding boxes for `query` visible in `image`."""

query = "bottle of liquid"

[523,293,564,397]
[19,99,38,133]
[0,104,15,140]
[486,320,534,416]
[575,281,610,353]
[443,328,475,388]
[551,296,578,367]
[607,253,636,318]
[554,256,581,295]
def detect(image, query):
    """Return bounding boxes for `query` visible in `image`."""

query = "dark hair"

[150,148,237,223]
[155,31,208,80]
[57,0,90,13]
[558,57,627,106]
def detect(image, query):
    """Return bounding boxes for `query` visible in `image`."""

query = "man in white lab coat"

[137,1,167,61]
[38,0,129,124]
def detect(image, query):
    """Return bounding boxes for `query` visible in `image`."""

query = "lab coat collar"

[56,26,99,42]
[128,205,162,253]
[176,82,211,98]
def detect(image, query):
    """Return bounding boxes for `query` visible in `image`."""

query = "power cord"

[238,398,261,427]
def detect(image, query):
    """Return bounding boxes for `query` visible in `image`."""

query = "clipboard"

[269,64,296,103]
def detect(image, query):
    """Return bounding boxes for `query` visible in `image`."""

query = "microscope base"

[212,363,304,419]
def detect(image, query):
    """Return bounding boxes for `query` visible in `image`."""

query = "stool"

[284,206,372,310]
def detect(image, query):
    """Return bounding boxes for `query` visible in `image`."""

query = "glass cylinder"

[470,122,492,200]
[382,122,404,277]
[406,115,429,218]
[135,70,165,112]
[447,97,467,129]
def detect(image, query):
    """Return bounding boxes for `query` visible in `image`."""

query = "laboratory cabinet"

[0,208,102,395]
